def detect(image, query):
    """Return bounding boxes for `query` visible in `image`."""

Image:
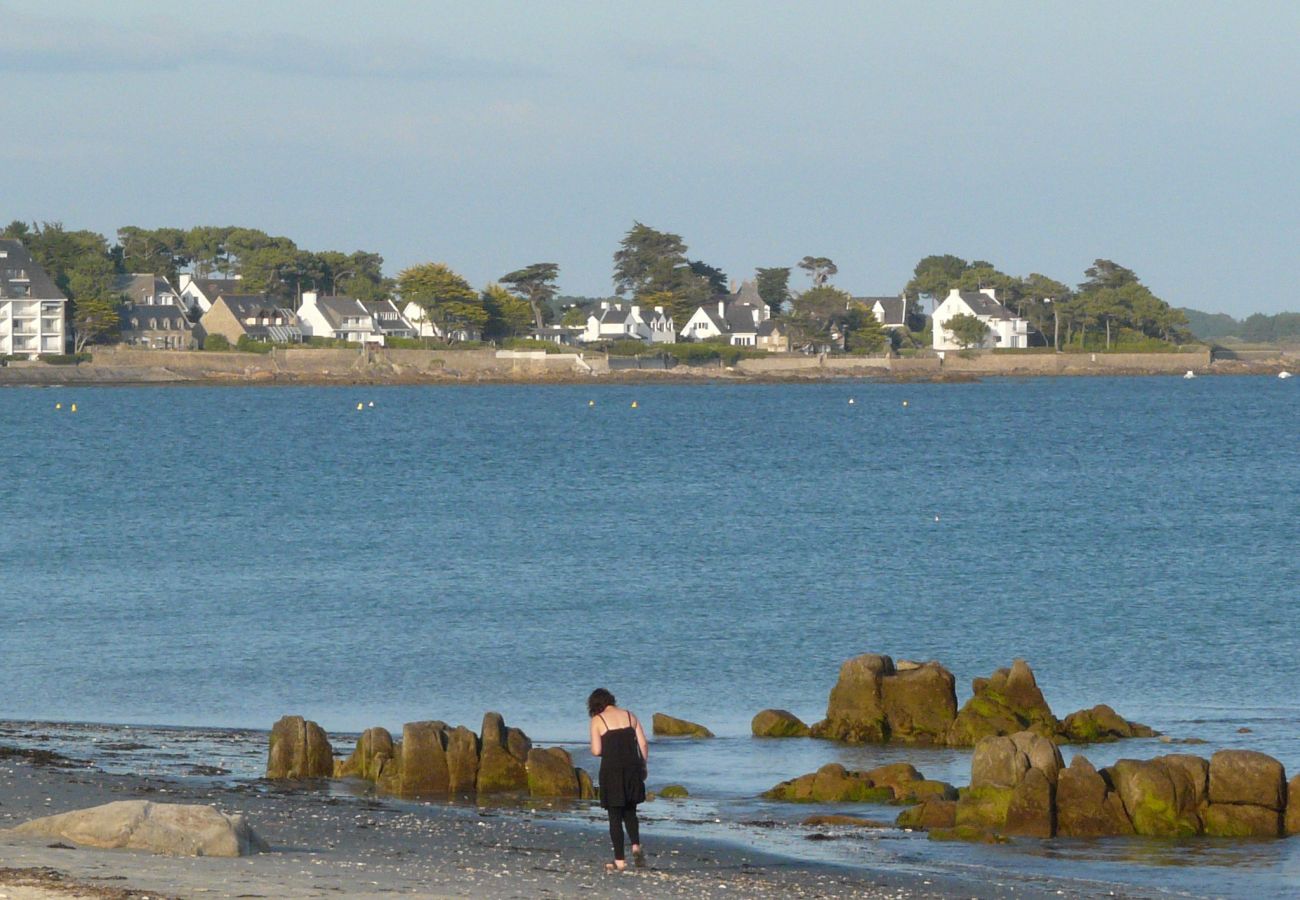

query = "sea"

[2,376,1297,897]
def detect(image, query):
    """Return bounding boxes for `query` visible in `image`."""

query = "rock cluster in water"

[898,733,1300,841]
[265,713,595,801]
[763,762,957,805]
[652,712,714,738]
[804,655,1154,747]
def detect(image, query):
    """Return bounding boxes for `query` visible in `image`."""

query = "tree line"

[3,217,1195,353]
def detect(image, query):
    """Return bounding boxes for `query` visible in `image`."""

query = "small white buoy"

[630,401,638,409]
[55,402,62,410]
[1183,370,1196,379]
[588,400,595,407]
[902,400,909,408]
[848,398,855,405]
[70,403,77,413]
[1280,371,1293,380]
[368,401,374,408]
[934,514,940,523]
[356,402,364,410]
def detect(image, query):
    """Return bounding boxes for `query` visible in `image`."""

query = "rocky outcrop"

[751,709,810,738]
[1061,704,1157,742]
[946,661,1058,747]
[659,784,689,798]
[809,655,1151,748]
[11,801,267,857]
[1055,755,1133,837]
[526,747,581,798]
[266,716,333,779]
[906,735,1294,842]
[276,712,587,802]
[1202,749,1285,837]
[652,713,714,738]
[763,762,953,805]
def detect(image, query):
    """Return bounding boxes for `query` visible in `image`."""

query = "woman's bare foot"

[632,845,646,867]
[604,860,627,873]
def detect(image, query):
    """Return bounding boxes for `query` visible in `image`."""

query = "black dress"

[597,714,646,809]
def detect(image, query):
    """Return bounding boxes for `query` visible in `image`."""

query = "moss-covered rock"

[1056,755,1134,837]
[893,780,959,805]
[1061,704,1156,742]
[880,662,957,743]
[955,785,1015,830]
[947,660,1059,748]
[266,716,334,779]
[1010,731,1064,785]
[928,825,1008,843]
[659,784,689,798]
[652,713,714,738]
[763,763,893,803]
[444,726,480,795]
[335,727,394,781]
[1208,749,1286,810]
[526,747,579,798]
[1107,758,1202,837]
[397,721,450,796]
[896,799,957,830]
[576,767,597,800]
[476,713,528,795]
[970,735,1029,789]
[1286,776,1300,837]
[1004,768,1054,837]
[1203,803,1281,838]
[751,709,810,738]
[810,654,893,743]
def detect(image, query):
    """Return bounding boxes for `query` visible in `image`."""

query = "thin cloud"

[0,10,540,80]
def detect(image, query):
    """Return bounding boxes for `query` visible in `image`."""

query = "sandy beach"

[0,739,1163,900]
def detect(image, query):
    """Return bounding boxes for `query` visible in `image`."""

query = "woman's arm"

[633,715,648,763]
[590,716,603,757]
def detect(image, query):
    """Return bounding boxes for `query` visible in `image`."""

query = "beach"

[0,737,1098,900]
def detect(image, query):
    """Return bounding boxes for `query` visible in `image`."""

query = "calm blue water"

[2,377,1298,896]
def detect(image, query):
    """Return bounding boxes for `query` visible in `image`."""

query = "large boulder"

[1207,750,1286,810]
[1055,755,1134,837]
[895,799,957,830]
[1010,731,1064,785]
[526,747,580,798]
[266,716,333,779]
[751,709,810,738]
[810,654,893,742]
[1003,768,1054,838]
[1203,803,1282,838]
[954,785,1014,830]
[1107,757,1202,837]
[947,660,1059,747]
[398,721,450,796]
[11,801,267,857]
[969,736,1029,789]
[1287,775,1300,837]
[879,662,958,743]
[445,726,480,794]
[1061,704,1156,742]
[335,727,394,781]
[477,713,528,795]
[652,713,713,738]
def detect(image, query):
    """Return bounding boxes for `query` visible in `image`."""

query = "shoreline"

[0,741,1078,900]
[0,357,1291,388]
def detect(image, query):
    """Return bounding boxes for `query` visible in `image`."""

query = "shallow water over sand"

[2,377,1298,895]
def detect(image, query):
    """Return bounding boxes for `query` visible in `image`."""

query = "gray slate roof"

[219,294,294,321]
[0,239,65,301]
[122,303,191,331]
[857,296,906,326]
[113,273,178,303]
[957,291,1015,320]
[725,301,763,333]
[188,278,243,300]
[314,295,373,330]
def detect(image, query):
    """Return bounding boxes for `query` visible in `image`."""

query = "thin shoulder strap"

[627,711,637,729]
[597,712,608,728]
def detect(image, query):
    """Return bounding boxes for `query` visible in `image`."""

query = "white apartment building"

[0,239,66,357]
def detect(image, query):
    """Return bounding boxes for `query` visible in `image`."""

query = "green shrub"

[503,338,571,354]
[40,352,92,365]
[236,335,273,354]
[203,334,231,351]
[304,335,360,349]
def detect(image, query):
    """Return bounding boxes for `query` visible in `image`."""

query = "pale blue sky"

[3,1,1296,314]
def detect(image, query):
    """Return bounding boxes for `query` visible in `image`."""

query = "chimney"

[302,291,318,304]
[980,287,997,301]
[654,305,664,315]
[630,304,640,317]
[717,300,725,318]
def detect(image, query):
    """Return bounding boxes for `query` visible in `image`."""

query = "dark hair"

[588,688,615,718]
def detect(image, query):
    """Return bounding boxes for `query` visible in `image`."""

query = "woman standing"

[588,688,648,872]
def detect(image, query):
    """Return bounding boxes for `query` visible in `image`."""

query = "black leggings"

[606,805,640,860]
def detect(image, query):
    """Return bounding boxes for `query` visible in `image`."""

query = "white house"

[177,274,243,315]
[862,295,907,329]
[402,301,443,339]
[679,281,774,348]
[361,299,416,340]
[932,287,1030,351]
[298,292,381,344]
[0,239,66,357]
[581,301,676,343]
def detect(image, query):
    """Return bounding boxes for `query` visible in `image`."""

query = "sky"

[3,1,1297,316]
